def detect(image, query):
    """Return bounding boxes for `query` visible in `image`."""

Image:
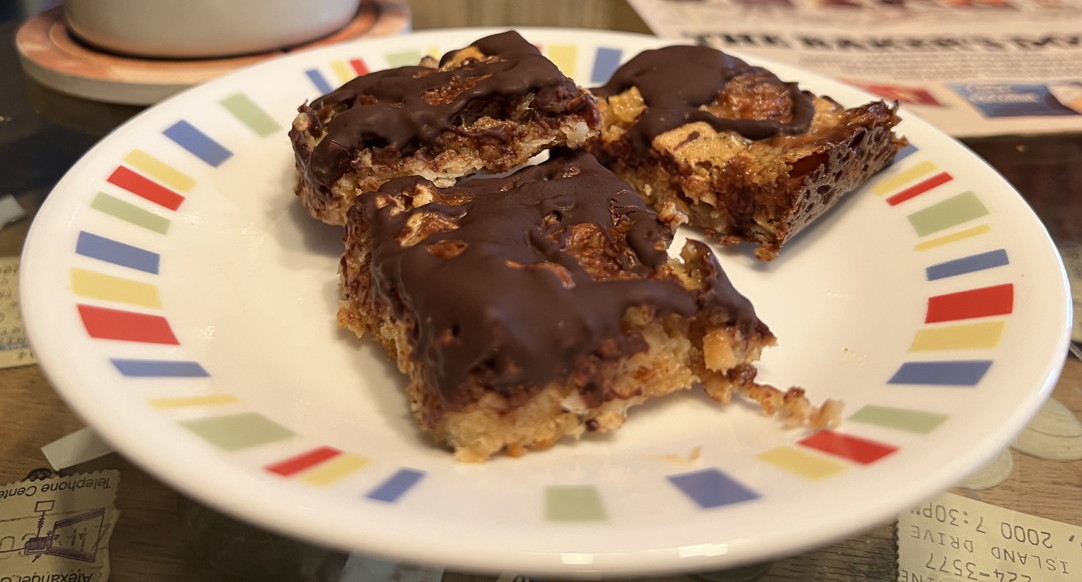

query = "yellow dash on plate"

[913,224,992,251]
[70,268,160,308]
[758,446,848,480]
[910,320,1006,351]
[331,60,354,84]
[871,160,937,197]
[298,453,370,486]
[544,44,578,76]
[150,394,240,409]
[123,149,195,193]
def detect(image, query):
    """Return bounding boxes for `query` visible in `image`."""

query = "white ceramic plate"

[21,28,1072,577]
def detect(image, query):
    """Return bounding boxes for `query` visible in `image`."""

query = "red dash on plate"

[798,431,897,465]
[265,446,342,477]
[349,58,369,76]
[78,304,179,344]
[886,172,953,206]
[107,166,185,211]
[925,284,1013,323]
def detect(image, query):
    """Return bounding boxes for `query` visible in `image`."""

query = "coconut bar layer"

[338,149,838,461]
[289,30,600,225]
[589,45,906,261]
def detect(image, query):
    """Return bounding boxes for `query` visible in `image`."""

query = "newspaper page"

[627,0,1082,137]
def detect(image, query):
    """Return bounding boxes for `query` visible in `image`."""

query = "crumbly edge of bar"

[290,100,599,226]
[338,214,840,461]
[589,89,905,260]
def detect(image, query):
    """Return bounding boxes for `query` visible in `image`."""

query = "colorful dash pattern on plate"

[65,41,1013,521]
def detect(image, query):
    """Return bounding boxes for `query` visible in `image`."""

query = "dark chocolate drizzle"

[359,150,762,406]
[593,44,815,152]
[294,31,596,192]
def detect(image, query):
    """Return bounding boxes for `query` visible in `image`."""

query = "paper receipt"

[0,256,34,369]
[0,470,119,581]
[898,492,1082,582]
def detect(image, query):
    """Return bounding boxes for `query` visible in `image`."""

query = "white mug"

[64,0,362,59]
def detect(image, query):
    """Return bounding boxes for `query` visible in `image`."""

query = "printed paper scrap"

[898,491,1082,582]
[0,470,120,582]
[0,256,35,369]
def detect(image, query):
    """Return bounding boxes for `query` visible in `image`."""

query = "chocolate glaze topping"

[593,44,815,152]
[293,31,596,192]
[359,150,763,406]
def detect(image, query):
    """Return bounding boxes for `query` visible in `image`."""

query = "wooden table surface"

[2,1,1081,580]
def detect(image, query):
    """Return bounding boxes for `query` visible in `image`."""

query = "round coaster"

[15,1,411,105]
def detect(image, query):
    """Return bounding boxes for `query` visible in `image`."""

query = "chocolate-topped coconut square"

[337,149,838,461]
[588,44,906,260]
[289,31,601,225]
